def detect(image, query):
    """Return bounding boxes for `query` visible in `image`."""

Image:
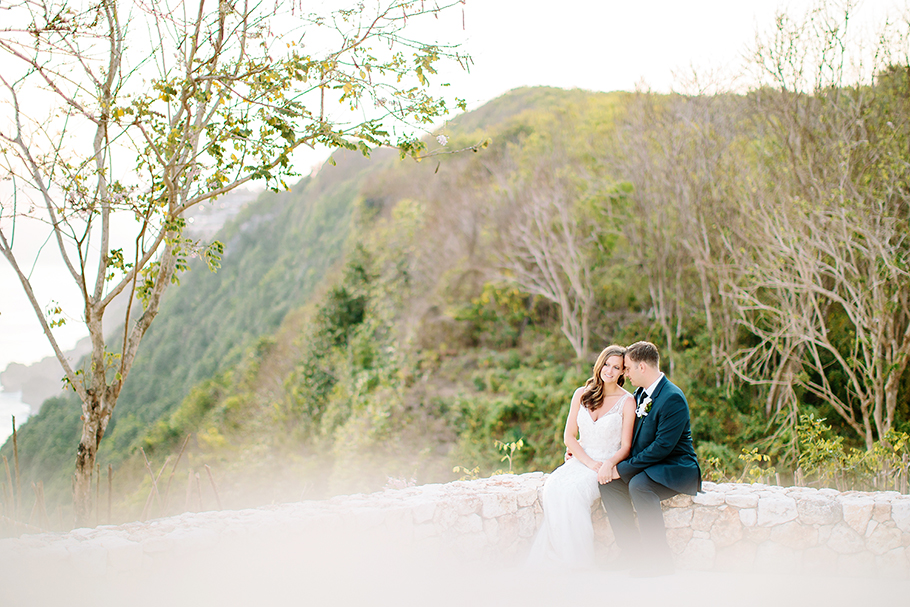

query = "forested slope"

[5,71,910,523]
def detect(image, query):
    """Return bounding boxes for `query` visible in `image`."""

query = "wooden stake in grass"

[138,448,169,521]
[30,481,49,530]
[95,462,100,527]
[12,416,20,518]
[185,469,194,513]
[204,465,222,510]
[195,472,204,511]
[162,434,191,513]
[107,464,113,524]
[2,455,14,521]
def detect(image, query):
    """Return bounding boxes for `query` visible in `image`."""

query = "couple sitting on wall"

[527,341,702,576]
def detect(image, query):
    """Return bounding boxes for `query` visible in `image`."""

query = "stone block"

[744,526,771,544]
[452,532,487,559]
[770,520,818,550]
[865,524,902,555]
[739,508,757,527]
[664,507,694,529]
[593,514,615,547]
[411,500,436,524]
[754,541,800,573]
[872,501,892,523]
[665,493,694,508]
[454,513,483,535]
[692,492,724,507]
[480,491,517,519]
[382,507,414,534]
[496,515,520,547]
[679,538,715,570]
[891,499,910,533]
[797,494,842,526]
[691,507,720,532]
[451,495,482,516]
[715,541,757,571]
[517,507,538,538]
[353,507,386,532]
[802,545,839,575]
[94,537,143,572]
[757,495,798,527]
[840,496,875,535]
[827,523,865,554]
[817,524,835,544]
[725,492,759,509]
[433,504,459,529]
[482,516,500,544]
[516,487,539,508]
[710,507,744,548]
[666,527,693,555]
[140,535,174,554]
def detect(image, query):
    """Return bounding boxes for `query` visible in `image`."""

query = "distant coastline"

[0,383,31,445]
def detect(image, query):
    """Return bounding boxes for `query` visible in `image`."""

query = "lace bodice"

[577,394,628,461]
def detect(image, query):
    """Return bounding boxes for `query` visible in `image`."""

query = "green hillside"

[5,80,910,527]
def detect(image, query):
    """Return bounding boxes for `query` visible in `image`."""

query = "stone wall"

[1,473,909,580]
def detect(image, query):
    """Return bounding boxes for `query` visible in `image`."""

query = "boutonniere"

[636,396,653,418]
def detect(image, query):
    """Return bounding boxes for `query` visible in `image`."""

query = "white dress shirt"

[642,373,665,399]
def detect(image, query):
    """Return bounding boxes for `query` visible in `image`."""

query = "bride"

[527,344,636,567]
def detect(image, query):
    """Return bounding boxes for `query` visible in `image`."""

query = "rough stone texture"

[797,494,842,525]
[770,520,818,550]
[725,492,759,509]
[841,496,875,534]
[828,523,866,554]
[757,495,799,526]
[892,499,910,533]
[709,507,744,548]
[1,474,909,579]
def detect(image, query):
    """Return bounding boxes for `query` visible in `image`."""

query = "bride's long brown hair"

[581,345,626,411]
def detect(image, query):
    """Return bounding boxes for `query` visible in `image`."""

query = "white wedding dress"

[526,394,629,568]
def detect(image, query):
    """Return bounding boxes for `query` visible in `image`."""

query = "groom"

[599,341,701,575]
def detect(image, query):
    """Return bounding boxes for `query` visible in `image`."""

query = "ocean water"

[0,388,31,445]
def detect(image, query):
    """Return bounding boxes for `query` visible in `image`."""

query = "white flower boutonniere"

[636,396,653,418]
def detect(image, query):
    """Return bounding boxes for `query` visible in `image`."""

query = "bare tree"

[0,0,468,523]
[724,4,910,448]
[610,92,749,378]
[494,140,597,361]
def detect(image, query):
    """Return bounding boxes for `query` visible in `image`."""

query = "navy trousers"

[598,472,678,564]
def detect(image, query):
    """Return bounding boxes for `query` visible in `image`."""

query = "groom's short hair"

[626,341,660,368]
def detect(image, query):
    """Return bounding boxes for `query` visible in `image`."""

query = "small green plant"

[495,438,524,474]
[796,413,847,488]
[699,455,728,483]
[739,447,776,484]
[452,465,481,481]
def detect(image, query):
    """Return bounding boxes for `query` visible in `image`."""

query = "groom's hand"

[598,463,620,484]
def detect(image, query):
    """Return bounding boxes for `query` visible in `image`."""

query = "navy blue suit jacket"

[616,376,701,495]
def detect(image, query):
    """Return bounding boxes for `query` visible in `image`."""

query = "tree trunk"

[73,394,110,525]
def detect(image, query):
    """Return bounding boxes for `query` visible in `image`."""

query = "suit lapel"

[631,386,646,446]
[631,377,667,449]
[650,376,668,408]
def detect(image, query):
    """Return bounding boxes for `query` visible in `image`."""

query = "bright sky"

[0,0,903,372]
